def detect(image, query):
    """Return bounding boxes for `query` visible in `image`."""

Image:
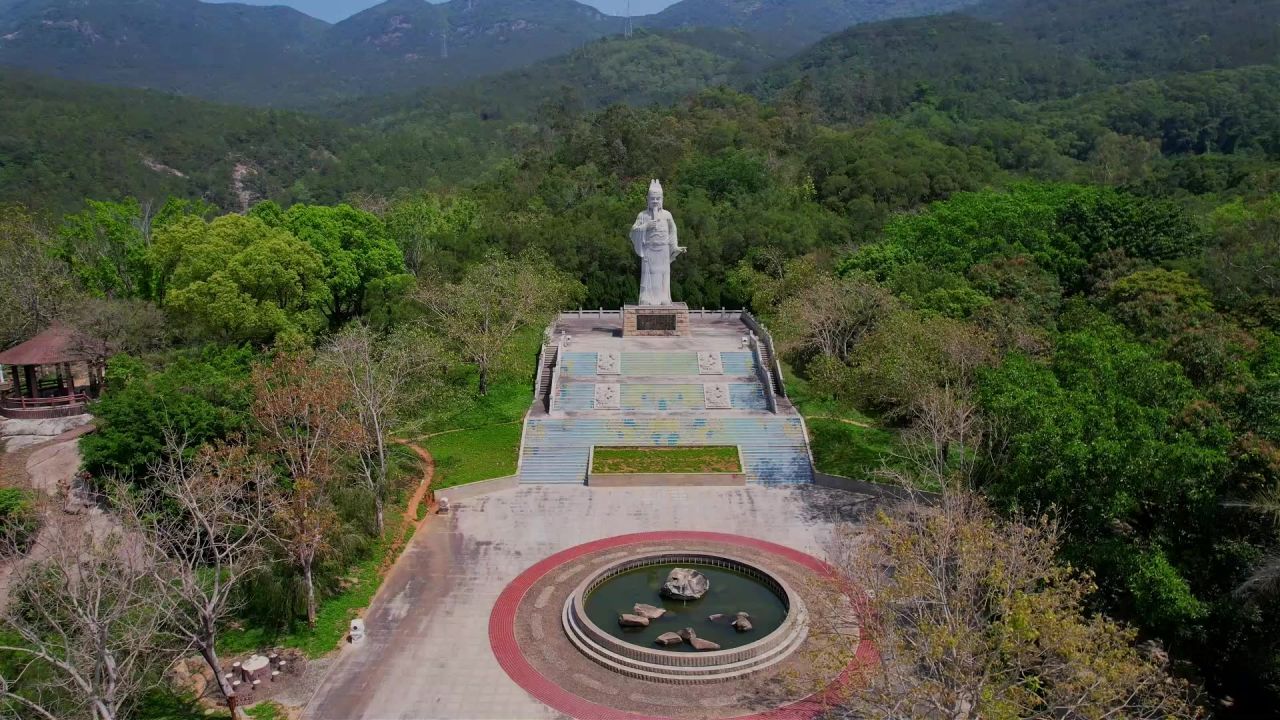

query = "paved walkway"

[302,485,877,720]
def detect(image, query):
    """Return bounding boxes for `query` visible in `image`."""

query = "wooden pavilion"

[0,325,101,419]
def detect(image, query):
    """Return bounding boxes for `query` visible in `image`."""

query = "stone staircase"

[518,417,813,485]
[553,382,769,413]
[535,345,557,401]
[756,343,781,396]
[518,318,813,487]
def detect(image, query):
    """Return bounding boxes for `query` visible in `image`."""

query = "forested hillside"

[0,68,509,213]
[639,0,982,48]
[1,0,1279,714]
[345,28,783,126]
[0,0,977,106]
[971,0,1280,76]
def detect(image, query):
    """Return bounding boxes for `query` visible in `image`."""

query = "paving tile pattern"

[494,533,877,719]
[302,485,875,720]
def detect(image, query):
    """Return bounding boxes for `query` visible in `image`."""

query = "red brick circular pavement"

[489,531,878,720]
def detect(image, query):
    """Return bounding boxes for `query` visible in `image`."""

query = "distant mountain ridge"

[753,0,1280,122]
[0,0,978,105]
[641,0,982,47]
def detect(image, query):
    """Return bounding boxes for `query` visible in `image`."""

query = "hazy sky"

[206,0,680,23]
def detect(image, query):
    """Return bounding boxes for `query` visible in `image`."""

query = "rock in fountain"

[618,613,650,628]
[678,627,721,651]
[655,632,683,646]
[633,603,669,620]
[709,611,754,632]
[661,568,710,601]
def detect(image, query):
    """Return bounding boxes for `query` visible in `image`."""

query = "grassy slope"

[426,423,522,489]
[782,363,904,483]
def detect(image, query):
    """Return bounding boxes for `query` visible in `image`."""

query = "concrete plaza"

[302,484,879,720]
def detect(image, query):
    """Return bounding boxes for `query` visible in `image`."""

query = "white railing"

[547,337,566,415]
[747,334,778,414]
[532,345,548,402]
[740,311,787,398]
[566,307,745,320]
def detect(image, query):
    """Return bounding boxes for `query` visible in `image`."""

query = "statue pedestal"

[623,303,691,337]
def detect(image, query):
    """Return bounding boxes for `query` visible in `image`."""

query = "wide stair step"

[560,351,758,378]
[553,383,768,412]
[518,417,812,485]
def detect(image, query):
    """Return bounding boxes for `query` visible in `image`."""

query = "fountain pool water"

[583,562,787,652]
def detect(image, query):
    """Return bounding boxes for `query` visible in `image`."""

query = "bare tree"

[322,323,434,536]
[774,274,896,363]
[415,250,584,395]
[823,491,1202,719]
[0,204,74,348]
[252,354,356,627]
[62,296,169,390]
[878,385,985,490]
[0,523,175,720]
[1230,485,1280,598]
[120,437,277,718]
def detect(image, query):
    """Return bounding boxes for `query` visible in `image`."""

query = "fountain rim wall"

[563,550,808,682]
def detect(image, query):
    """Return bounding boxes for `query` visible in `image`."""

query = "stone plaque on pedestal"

[596,351,620,375]
[594,383,621,410]
[623,303,691,337]
[703,383,732,409]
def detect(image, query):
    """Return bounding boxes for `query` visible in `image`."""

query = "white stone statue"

[630,179,686,306]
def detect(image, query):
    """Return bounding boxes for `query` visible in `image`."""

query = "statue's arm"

[668,213,685,259]
[630,213,647,257]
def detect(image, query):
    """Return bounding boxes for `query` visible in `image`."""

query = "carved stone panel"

[697,352,724,375]
[596,351,621,375]
[703,383,731,410]
[594,383,621,410]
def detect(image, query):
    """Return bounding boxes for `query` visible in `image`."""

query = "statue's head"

[647,179,664,213]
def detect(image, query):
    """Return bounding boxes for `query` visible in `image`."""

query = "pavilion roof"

[0,325,91,366]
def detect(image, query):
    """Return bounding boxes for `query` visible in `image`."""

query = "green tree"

[833,491,1203,718]
[80,346,254,481]
[1104,269,1215,339]
[842,184,1202,294]
[1205,196,1280,328]
[978,315,1234,635]
[266,203,411,329]
[158,214,329,344]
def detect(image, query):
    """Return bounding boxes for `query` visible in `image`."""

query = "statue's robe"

[630,208,680,306]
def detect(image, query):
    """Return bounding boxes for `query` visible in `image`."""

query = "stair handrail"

[747,333,778,414]
[532,345,548,402]
[546,336,566,415]
[740,311,788,398]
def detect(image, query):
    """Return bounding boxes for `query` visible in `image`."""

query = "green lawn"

[426,423,522,489]
[806,418,901,481]
[592,446,742,474]
[780,361,907,484]
[418,377,531,433]
[782,363,881,425]
[138,693,283,720]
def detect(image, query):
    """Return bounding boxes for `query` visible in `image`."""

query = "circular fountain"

[563,551,808,684]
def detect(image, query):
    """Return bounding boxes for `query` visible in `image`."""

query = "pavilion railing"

[0,391,92,410]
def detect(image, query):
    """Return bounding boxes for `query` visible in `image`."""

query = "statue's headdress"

[648,179,663,198]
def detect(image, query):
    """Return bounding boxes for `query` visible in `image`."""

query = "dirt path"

[0,424,111,611]
[392,439,436,527]
[418,420,521,441]
[805,415,872,429]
